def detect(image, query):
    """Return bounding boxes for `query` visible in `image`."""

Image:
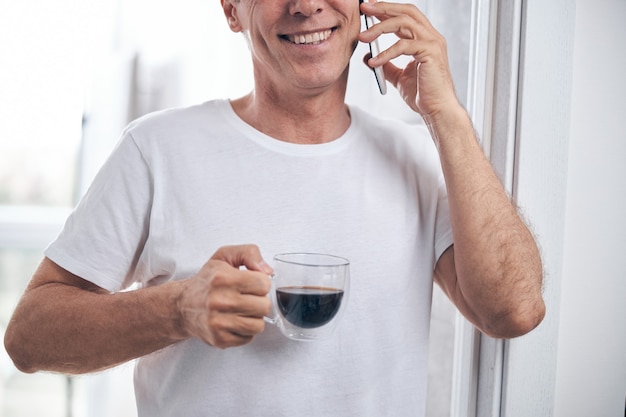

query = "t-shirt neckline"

[215,99,359,156]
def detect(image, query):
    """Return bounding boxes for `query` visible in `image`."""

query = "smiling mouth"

[282,29,334,45]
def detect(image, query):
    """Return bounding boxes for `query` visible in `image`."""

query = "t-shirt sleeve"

[433,171,454,264]
[45,131,152,292]
[409,123,454,267]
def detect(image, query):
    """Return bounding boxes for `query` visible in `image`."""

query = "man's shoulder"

[124,99,228,135]
[349,104,434,152]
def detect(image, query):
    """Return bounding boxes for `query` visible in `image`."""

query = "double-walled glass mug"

[265,253,350,341]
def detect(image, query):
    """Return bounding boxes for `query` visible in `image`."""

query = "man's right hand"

[177,244,273,349]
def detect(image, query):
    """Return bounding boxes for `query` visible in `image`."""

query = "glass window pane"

[0,2,86,207]
[0,248,69,417]
[0,248,41,325]
[2,373,68,417]
[0,143,79,207]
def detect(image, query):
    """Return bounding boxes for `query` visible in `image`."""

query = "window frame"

[451,0,575,416]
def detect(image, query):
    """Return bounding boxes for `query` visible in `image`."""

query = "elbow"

[480,297,546,339]
[479,258,546,339]
[4,322,39,374]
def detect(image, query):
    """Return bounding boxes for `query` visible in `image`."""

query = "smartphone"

[360,0,387,95]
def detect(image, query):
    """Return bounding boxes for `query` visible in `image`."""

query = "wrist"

[160,280,193,342]
[423,104,475,149]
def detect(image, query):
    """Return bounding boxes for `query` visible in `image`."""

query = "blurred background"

[1,0,625,416]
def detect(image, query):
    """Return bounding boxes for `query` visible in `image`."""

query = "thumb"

[211,244,273,275]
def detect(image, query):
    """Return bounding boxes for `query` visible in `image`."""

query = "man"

[4,0,545,415]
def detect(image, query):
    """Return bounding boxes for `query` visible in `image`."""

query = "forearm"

[5,246,272,373]
[427,105,545,337]
[5,275,188,374]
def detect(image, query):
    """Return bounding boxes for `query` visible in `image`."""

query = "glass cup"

[265,253,350,341]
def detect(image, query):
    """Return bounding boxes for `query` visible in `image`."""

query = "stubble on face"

[229,0,361,86]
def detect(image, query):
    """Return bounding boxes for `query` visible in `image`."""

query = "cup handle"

[263,273,278,325]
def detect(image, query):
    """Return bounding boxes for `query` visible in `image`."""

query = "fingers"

[180,279,271,349]
[359,1,458,116]
[359,1,444,66]
[179,244,274,349]
[209,264,271,296]
[204,315,267,349]
[360,1,432,29]
[381,61,404,92]
[206,282,272,317]
[202,284,272,348]
[211,244,273,275]
[207,295,271,345]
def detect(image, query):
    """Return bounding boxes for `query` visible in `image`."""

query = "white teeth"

[288,29,332,45]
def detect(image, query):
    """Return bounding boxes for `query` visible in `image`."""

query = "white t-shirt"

[46,99,453,417]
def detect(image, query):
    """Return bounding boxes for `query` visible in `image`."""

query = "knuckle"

[212,336,232,350]
[261,297,272,316]
[211,246,227,259]
[250,320,266,335]
[436,35,447,50]
[259,275,272,294]
[244,243,260,253]
[208,269,232,289]
[208,314,227,332]
[242,244,262,261]
[208,293,236,313]
[240,317,265,335]
[210,273,227,288]
[212,331,253,350]
[211,244,240,261]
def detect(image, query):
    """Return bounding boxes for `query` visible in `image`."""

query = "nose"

[289,0,324,16]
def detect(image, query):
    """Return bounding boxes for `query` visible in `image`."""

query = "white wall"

[555,1,626,416]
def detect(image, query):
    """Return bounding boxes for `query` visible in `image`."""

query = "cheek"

[350,38,359,55]
[244,27,284,69]
[347,12,363,44]
[348,22,361,54]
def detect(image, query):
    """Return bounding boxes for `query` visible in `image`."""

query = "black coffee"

[276,286,344,329]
